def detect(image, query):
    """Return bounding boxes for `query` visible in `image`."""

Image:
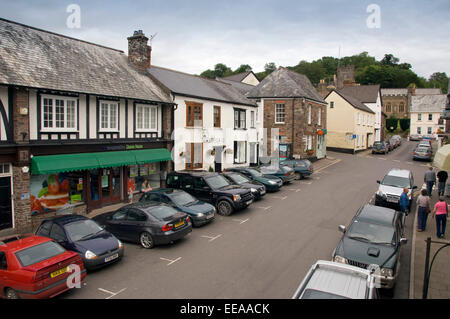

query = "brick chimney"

[127,30,151,71]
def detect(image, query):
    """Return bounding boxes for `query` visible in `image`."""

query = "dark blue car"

[35,215,124,270]
[139,189,216,227]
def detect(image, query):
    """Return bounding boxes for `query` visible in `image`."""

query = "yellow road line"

[315,158,342,174]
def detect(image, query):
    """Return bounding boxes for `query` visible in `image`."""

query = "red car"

[0,235,86,299]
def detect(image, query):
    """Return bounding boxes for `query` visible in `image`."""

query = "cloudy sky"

[1,0,449,78]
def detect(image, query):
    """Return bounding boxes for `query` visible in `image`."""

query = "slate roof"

[222,71,256,83]
[215,78,254,96]
[415,88,442,95]
[339,85,380,103]
[246,67,325,104]
[327,90,375,114]
[148,66,256,107]
[0,18,172,103]
[410,95,446,113]
[381,88,408,96]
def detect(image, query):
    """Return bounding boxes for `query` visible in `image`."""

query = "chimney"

[127,30,151,71]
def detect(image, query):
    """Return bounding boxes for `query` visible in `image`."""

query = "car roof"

[171,171,219,177]
[386,168,411,178]
[144,188,183,195]
[42,214,88,226]
[0,235,53,253]
[355,204,397,227]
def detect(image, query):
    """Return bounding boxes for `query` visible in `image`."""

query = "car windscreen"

[147,206,178,220]
[170,192,197,206]
[381,175,410,188]
[15,241,66,267]
[205,175,231,189]
[247,168,263,177]
[347,220,395,245]
[228,173,250,184]
[374,142,382,146]
[259,166,280,174]
[301,289,350,299]
[65,219,104,242]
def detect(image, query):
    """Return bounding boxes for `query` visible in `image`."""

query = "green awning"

[31,148,173,175]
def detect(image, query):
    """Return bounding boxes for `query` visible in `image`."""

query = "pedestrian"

[416,189,431,232]
[424,167,436,198]
[432,196,448,239]
[399,187,410,227]
[127,178,135,203]
[437,170,448,196]
[141,178,152,193]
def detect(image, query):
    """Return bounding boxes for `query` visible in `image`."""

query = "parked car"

[35,215,124,270]
[413,146,433,162]
[392,135,402,146]
[258,165,296,184]
[372,142,388,154]
[422,134,435,140]
[409,134,422,141]
[375,168,417,210]
[166,171,254,216]
[223,167,283,192]
[419,139,432,147]
[221,171,266,200]
[139,188,216,227]
[291,260,379,299]
[280,159,314,179]
[332,204,407,290]
[93,202,192,249]
[389,137,399,149]
[0,235,86,299]
[385,140,394,152]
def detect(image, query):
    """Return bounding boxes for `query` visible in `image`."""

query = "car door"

[124,209,149,242]
[180,175,195,196]
[106,209,128,239]
[35,221,53,238]
[194,177,212,203]
[49,224,69,248]
[0,251,9,297]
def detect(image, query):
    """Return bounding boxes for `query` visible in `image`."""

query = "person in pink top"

[432,196,448,238]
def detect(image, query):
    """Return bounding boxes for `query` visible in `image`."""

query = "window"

[50,224,66,242]
[127,209,147,222]
[251,110,255,128]
[213,106,221,128]
[136,104,157,131]
[318,109,321,126]
[186,102,203,127]
[275,104,285,123]
[234,109,246,129]
[181,176,195,189]
[428,114,433,121]
[234,141,247,164]
[308,104,312,125]
[100,101,118,131]
[186,143,203,169]
[112,209,127,221]
[357,112,360,125]
[393,104,397,113]
[427,127,432,134]
[304,135,313,151]
[41,95,77,131]
[417,127,422,134]
[399,102,405,113]
[330,101,334,108]
[418,113,422,121]
[128,163,161,191]
[386,103,391,113]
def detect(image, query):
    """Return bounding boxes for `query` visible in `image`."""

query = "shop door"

[316,135,325,159]
[89,168,122,209]
[0,177,12,230]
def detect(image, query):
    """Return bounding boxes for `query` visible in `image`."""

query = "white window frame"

[275,103,286,124]
[41,95,78,132]
[250,110,255,128]
[99,100,119,132]
[308,104,312,125]
[417,127,422,134]
[136,104,158,132]
[234,141,247,164]
[317,108,321,126]
[427,127,432,134]
[428,114,433,121]
[418,113,422,121]
[357,112,360,125]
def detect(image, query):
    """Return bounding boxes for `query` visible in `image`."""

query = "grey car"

[413,146,432,162]
[332,204,407,290]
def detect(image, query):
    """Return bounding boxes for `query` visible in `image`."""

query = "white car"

[375,168,417,209]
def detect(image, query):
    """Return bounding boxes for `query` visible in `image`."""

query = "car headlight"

[197,213,204,217]
[85,250,98,260]
[377,190,386,198]
[268,180,277,185]
[118,240,123,250]
[212,207,216,214]
[380,268,393,277]
[233,194,241,202]
[250,188,257,193]
[333,255,348,264]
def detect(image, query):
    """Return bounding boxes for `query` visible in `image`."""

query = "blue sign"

[352,135,357,139]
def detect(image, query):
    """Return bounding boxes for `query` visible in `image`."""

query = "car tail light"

[161,224,173,232]
[34,270,49,282]
[186,216,191,223]
[285,173,289,176]
[414,152,417,155]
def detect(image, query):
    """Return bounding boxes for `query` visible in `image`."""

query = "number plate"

[387,198,398,203]
[105,253,119,263]
[175,221,185,228]
[50,266,69,278]
[246,200,253,205]
[260,190,266,195]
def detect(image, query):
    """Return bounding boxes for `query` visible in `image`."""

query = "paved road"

[63,140,431,299]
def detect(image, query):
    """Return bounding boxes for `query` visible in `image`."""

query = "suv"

[223,167,283,192]
[166,171,254,216]
[291,260,379,299]
[332,204,407,290]
[375,169,417,209]
[372,142,388,154]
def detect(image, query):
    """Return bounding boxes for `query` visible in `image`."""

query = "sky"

[1,0,449,79]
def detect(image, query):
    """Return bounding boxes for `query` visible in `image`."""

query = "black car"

[35,215,124,270]
[93,202,192,249]
[332,204,407,290]
[166,171,254,216]
[221,171,266,200]
[223,167,283,192]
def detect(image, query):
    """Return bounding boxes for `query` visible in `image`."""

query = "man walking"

[437,169,448,196]
[399,187,410,226]
[424,167,437,198]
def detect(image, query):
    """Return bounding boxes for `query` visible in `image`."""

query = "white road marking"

[406,162,414,165]
[98,287,127,299]
[160,257,182,266]
[200,234,222,242]
[232,218,249,224]
[378,158,387,161]
[393,160,400,162]
[286,188,301,192]
[272,196,288,200]
[254,206,272,210]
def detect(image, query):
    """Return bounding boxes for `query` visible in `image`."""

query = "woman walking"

[416,189,431,232]
[432,196,448,239]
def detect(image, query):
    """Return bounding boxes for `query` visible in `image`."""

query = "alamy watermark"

[66,4,81,29]
[366,4,381,29]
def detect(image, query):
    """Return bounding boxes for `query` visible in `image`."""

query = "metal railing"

[422,237,450,299]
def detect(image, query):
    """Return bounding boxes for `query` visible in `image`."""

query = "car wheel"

[217,200,233,216]
[139,232,154,249]
[5,288,19,299]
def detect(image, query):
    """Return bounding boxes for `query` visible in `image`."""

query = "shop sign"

[126,144,144,150]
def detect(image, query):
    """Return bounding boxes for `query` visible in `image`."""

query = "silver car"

[292,260,379,299]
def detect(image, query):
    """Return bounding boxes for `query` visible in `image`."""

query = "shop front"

[30,148,172,215]
[0,163,13,231]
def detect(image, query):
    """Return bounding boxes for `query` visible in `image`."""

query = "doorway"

[88,167,122,210]
[214,146,223,172]
[0,177,12,230]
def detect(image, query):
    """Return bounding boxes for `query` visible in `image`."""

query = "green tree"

[264,62,277,75]
[233,64,252,74]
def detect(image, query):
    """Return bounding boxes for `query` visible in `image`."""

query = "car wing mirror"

[338,225,346,233]
[376,180,381,184]
[400,238,408,245]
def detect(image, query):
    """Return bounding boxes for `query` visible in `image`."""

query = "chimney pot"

[128,30,151,71]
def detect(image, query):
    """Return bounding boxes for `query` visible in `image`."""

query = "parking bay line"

[285,188,301,192]
[160,257,182,266]
[232,218,249,224]
[98,287,127,299]
[253,205,272,210]
[200,234,222,242]
[271,195,288,200]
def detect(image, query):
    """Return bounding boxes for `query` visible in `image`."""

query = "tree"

[380,54,400,66]
[214,63,233,78]
[234,64,252,74]
[264,62,277,75]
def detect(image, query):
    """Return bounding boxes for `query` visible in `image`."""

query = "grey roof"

[215,78,254,96]
[339,85,380,103]
[410,94,446,113]
[329,90,375,114]
[222,71,255,83]
[415,88,442,95]
[381,88,408,96]
[148,66,256,106]
[0,18,171,103]
[247,67,325,104]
